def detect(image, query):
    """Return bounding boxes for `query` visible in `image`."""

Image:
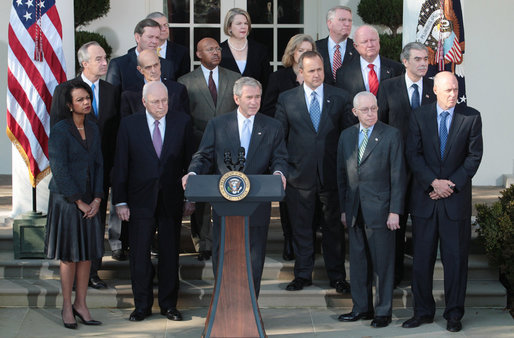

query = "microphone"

[236,147,246,171]
[224,150,233,171]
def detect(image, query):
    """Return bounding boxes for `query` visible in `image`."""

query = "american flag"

[6,0,67,187]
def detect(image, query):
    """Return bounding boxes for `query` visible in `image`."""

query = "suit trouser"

[90,184,109,278]
[348,210,395,316]
[286,184,346,283]
[211,202,271,297]
[411,202,470,320]
[190,202,212,252]
[128,201,181,311]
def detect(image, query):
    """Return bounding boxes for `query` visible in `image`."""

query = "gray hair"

[77,41,101,66]
[146,11,167,21]
[298,50,323,70]
[233,77,261,97]
[353,91,377,108]
[400,42,428,62]
[326,5,352,22]
[142,81,168,100]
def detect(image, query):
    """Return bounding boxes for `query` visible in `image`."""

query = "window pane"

[278,28,303,62]
[248,28,273,61]
[193,28,220,61]
[171,27,189,47]
[168,0,190,24]
[194,0,220,23]
[247,0,273,24]
[278,0,303,24]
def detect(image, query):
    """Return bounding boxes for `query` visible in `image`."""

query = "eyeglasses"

[356,106,378,114]
[203,47,222,53]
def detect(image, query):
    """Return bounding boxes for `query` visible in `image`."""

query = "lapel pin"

[258,132,262,135]
[386,70,390,74]
[425,94,430,98]
[375,138,379,141]
[349,51,353,56]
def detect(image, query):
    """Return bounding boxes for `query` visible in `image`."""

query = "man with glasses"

[337,91,406,328]
[178,37,240,261]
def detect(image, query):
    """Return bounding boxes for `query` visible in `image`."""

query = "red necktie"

[209,70,217,106]
[367,64,379,96]
[332,45,342,81]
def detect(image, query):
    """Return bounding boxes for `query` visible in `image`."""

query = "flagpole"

[32,187,37,213]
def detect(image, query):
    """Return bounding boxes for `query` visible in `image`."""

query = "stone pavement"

[1,307,513,337]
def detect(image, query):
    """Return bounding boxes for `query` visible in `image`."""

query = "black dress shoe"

[402,315,434,328]
[285,278,312,291]
[447,319,462,332]
[61,310,77,329]
[89,276,107,289]
[282,237,295,261]
[330,279,351,294]
[112,249,127,261]
[72,306,102,325]
[129,309,152,321]
[161,308,183,321]
[338,311,374,322]
[371,316,392,328]
[197,250,211,261]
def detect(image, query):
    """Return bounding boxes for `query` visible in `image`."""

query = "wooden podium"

[185,174,284,338]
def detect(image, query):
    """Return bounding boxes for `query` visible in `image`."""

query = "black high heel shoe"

[61,310,77,329]
[72,306,102,325]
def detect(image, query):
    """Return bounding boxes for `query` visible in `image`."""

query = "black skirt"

[45,192,104,262]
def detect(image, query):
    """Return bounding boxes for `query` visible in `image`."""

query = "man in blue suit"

[106,19,176,93]
[112,81,194,322]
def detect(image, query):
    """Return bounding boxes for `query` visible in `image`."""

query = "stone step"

[0,278,505,309]
[0,251,499,282]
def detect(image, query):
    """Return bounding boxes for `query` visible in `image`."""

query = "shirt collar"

[328,37,347,51]
[236,109,255,126]
[360,55,380,71]
[405,73,423,89]
[303,83,323,98]
[359,123,375,134]
[436,104,455,117]
[80,73,99,88]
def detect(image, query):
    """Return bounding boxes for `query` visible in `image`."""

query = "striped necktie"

[359,128,369,165]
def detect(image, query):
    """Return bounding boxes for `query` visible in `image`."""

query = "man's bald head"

[196,38,222,70]
[137,49,161,82]
[433,71,459,110]
[353,25,380,63]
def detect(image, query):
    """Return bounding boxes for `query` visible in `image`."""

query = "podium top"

[185,174,284,203]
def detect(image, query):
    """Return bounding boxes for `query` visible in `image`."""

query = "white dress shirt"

[360,56,381,91]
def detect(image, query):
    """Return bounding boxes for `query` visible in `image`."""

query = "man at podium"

[182,77,288,296]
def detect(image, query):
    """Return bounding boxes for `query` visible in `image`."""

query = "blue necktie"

[411,83,420,109]
[91,83,98,116]
[240,119,251,157]
[439,111,449,159]
[309,92,321,132]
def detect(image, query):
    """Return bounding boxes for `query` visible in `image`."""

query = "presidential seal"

[219,171,250,201]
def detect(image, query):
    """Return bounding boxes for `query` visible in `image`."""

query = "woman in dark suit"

[220,8,271,90]
[45,82,104,329]
[261,33,315,261]
[261,33,316,117]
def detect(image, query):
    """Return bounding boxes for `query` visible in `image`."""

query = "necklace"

[76,127,84,130]
[228,39,248,52]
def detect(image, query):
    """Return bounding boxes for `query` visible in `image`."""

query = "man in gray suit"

[178,37,241,261]
[182,77,287,296]
[337,91,406,328]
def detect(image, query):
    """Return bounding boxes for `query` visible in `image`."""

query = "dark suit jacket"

[315,37,356,85]
[220,39,271,90]
[112,111,194,219]
[335,55,403,99]
[50,76,119,185]
[128,43,190,79]
[337,121,406,227]
[378,75,436,140]
[165,41,190,79]
[261,67,299,117]
[188,111,287,177]
[275,84,353,190]
[106,50,176,93]
[48,119,104,202]
[178,66,241,146]
[119,79,189,118]
[405,103,483,220]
